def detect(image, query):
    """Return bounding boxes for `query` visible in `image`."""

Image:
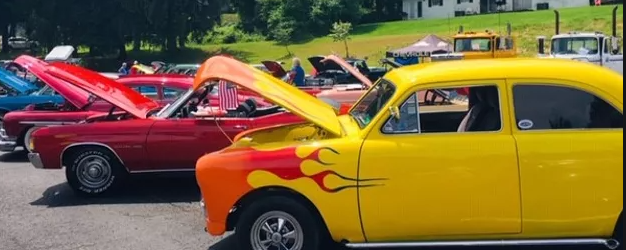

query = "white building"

[402,0,591,20]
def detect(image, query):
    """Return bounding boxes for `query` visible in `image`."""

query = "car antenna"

[213,114,234,144]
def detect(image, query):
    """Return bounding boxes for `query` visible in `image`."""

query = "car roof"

[384,58,624,104]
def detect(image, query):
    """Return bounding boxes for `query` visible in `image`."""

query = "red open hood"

[13,55,90,108]
[321,55,373,87]
[261,61,287,78]
[45,62,159,118]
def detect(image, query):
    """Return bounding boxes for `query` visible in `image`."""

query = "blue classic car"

[0,68,64,119]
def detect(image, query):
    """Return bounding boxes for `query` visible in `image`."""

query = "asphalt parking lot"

[0,150,608,250]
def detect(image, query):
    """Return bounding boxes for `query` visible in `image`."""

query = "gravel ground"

[0,150,608,250]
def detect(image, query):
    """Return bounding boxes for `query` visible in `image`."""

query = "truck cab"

[536,7,623,75]
[431,23,517,62]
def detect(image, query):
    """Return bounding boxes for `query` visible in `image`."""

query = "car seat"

[457,86,501,132]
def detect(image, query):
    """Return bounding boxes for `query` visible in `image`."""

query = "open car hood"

[13,55,90,108]
[46,62,159,118]
[321,55,373,88]
[0,67,38,94]
[308,56,345,72]
[261,61,287,78]
[132,64,155,74]
[194,56,343,137]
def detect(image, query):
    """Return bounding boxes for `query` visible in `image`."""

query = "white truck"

[536,6,623,75]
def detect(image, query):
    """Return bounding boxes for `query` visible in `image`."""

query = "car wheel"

[22,126,40,153]
[65,146,127,197]
[235,196,321,250]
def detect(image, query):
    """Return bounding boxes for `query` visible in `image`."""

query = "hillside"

[190,5,623,72]
[1,5,623,73]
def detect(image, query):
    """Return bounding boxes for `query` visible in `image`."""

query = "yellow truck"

[431,23,517,61]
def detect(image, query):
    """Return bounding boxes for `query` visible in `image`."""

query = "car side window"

[512,84,623,130]
[382,85,502,134]
[382,93,420,133]
[131,85,158,99]
[163,87,185,99]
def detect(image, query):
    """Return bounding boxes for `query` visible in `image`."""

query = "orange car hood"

[194,56,343,137]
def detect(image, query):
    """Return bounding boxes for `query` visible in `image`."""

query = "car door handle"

[234,125,248,130]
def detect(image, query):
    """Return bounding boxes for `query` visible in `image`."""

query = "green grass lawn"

[188,5,623,72]
[1,5,622,72]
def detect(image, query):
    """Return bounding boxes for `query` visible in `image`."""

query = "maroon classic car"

[26,59,305,197]
[0,67,194,153]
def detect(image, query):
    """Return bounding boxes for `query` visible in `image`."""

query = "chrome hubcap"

[76,155,111,189]
[250,211,303,250]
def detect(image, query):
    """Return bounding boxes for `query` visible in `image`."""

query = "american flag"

[218,80,238,110]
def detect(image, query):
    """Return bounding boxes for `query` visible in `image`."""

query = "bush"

[204,24,265,44]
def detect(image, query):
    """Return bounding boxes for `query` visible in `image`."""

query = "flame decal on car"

[243,146,387,193]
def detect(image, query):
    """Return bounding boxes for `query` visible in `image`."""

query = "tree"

[328,21,352,58]
[272,20,295,56]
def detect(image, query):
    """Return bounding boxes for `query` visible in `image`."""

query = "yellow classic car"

[195,56,623,250]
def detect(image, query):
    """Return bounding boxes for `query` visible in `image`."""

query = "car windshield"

[454,38,491,52]
[551,37,599,55]
[349,78,396,128]
[155,88,195,118]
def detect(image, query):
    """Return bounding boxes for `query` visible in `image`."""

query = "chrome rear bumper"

[0,140,16,152]
[0,126,17,152]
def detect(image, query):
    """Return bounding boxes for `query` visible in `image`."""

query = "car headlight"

[29,137,35,151]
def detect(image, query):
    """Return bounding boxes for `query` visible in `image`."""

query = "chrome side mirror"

[389,106,400,122]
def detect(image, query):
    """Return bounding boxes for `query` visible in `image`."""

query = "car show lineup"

[1,9,624,248]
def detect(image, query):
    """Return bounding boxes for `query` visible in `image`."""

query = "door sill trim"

[344,238,620,249]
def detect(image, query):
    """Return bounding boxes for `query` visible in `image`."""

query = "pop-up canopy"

[386,34,453,65]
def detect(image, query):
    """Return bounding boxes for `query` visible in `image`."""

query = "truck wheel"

[65,146,127,197]
[235,196,321,250]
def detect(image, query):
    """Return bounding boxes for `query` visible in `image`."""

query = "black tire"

[235,196,322,250]
[65,146,127,197]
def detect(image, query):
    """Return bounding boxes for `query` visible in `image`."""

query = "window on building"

[512,84,623,130]
[429,0,444,7]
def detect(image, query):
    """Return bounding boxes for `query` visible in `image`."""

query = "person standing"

[283,57,305,87]
[118,62,129,75]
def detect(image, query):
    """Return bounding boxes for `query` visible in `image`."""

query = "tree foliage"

[0,0,223,57]
[328,21,352,58]
[0,0,403,56]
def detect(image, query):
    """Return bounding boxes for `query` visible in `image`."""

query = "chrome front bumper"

[28,153,45,169]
